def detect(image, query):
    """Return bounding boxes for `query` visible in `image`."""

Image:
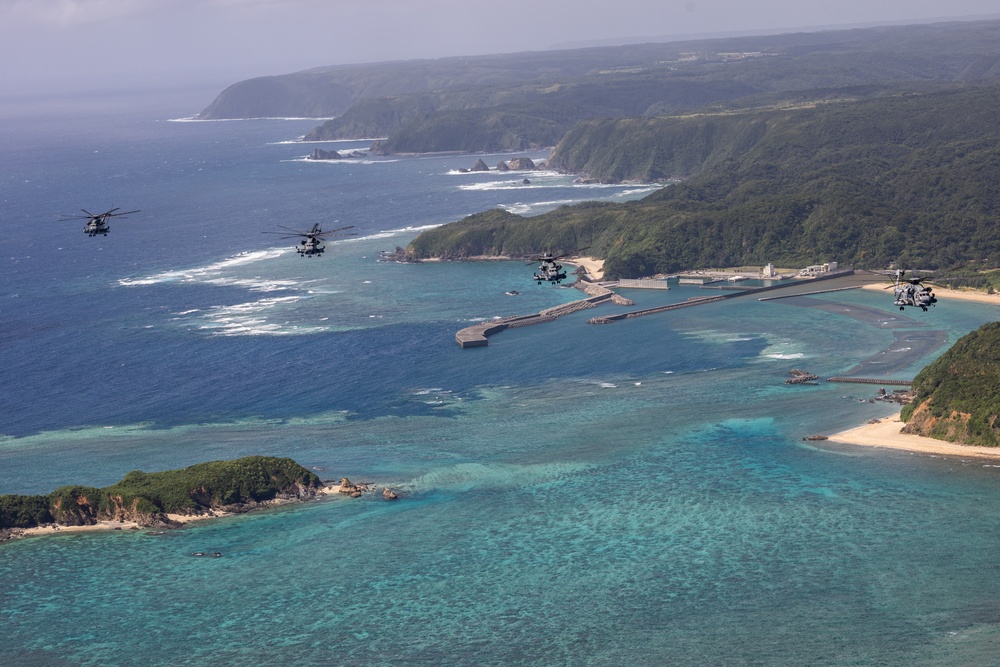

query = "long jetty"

[456,282,633,347]
[588,271,855,324]
[827,377,912,386]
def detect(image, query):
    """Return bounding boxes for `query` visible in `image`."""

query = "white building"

[799,261,839,276]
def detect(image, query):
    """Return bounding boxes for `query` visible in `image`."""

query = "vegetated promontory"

[900,322,1000,447]
[407,82,1000,282]
[0,456,322,532]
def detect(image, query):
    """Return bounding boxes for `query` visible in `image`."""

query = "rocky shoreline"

[0,457,402,543]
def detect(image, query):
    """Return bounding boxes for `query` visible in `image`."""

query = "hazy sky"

[2,0,999,98]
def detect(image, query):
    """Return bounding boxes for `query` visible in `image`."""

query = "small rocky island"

[306,148,366,160]
[0,456,363,539]
[457,157,539,173]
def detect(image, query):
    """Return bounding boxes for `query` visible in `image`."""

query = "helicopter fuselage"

[893,283,936,311]
[85,221,110,236]
[296,238,325,256]
[534,261,566,284]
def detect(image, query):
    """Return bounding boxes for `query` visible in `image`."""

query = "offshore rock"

[379,246,420,263]
[785,369,819,384]
[507,157,536,170]
[470,158,490,172]
[383,487,399,501]
[308,148,342,160]
[495,161,510,171]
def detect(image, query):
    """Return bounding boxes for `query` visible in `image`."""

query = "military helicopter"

[527,248,590,284]
[59,208,140,236]
[885,269,938,311]
[263,223,356,257]
[528,251,570,284]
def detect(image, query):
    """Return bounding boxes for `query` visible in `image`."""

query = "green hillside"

[0,456,322,530]
[320,76,758,153]
[901,323,1000,447]
[408,84,1000,277]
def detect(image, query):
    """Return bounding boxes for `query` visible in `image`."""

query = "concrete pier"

[589,271,855,324]
[614,278,670,289]
[827,377,912,386]
[455,282,626,347]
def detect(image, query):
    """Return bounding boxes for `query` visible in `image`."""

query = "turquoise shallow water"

[3,94,1000,665]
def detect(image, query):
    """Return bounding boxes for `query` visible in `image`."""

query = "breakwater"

[827,377,913,386]
[588,271,855,324]
[757,285,862,301]
[456,282,633,347]
[457,271,859,344]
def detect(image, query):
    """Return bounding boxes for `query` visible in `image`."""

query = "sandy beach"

[564,256,605,280]
[827,412,1000,460]
[14,510,230,539]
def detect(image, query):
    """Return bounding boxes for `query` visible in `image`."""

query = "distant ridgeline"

[407,84,1000,279]
[198,20,1000,155]
[0,456,322,531]
[901,323,1000,447]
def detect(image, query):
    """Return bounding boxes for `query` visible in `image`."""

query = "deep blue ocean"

[3,89,1000,666]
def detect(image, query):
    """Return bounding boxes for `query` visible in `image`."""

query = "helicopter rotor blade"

[262,231,308,240]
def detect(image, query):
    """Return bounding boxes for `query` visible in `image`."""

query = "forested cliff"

[901,323,1000,447]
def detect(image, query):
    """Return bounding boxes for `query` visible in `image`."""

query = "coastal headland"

[823,284,1000,458]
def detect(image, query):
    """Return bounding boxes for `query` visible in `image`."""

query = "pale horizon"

[2,0,999,102]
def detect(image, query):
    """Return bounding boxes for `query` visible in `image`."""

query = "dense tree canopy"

[902,323,1000,447]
